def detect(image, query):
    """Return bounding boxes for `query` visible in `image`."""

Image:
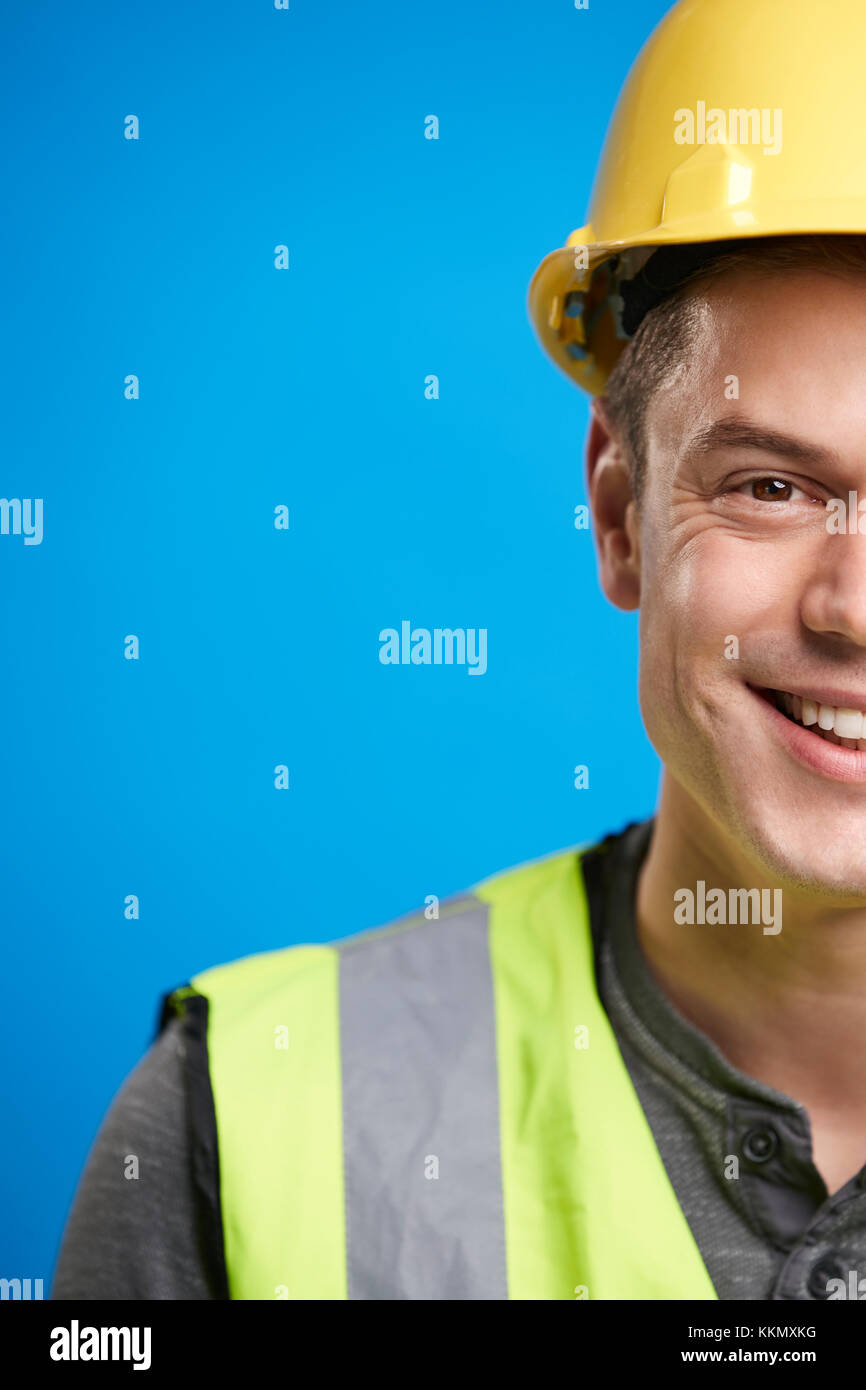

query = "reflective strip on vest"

[175,845,718,1300]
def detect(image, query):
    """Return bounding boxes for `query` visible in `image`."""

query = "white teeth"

[774,691,866,743]
[835,708,864,739]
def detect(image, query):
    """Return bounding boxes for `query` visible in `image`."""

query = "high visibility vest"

[162,842,718,1300]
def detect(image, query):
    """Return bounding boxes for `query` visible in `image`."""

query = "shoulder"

[178,841,599,1011]
[52,1014,224,1299]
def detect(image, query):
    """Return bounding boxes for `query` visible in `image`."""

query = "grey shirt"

[52,817,866,1300]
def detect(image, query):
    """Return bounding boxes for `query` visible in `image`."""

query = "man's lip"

[750,682,866,711]
[748,684,866,784]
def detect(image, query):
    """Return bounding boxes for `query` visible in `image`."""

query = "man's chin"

[665,734,866,904]
[654,701,866,901]
[700,698,866,901]
[724,797,866,905]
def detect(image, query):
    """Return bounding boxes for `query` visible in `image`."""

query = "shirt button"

[742,1127,779,1163]
[808,1256,847,1300]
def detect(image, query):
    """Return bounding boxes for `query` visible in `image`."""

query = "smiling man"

[591,243,866,1205]
[522,0,866,1299]
[54,0,866,1304]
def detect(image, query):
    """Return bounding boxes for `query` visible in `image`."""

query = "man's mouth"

[759,688,866,748]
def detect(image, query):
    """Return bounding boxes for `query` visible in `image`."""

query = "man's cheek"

[675,548,755,647]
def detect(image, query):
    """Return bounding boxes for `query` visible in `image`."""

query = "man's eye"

[740,477,803,502]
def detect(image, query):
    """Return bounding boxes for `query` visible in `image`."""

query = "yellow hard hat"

[529,0,866,396]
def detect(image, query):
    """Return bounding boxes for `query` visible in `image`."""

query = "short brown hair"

[603,234,866,505]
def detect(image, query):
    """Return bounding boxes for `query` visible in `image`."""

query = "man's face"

[636,265,866,897]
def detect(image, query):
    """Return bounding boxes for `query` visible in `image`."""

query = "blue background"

[1,0,672,1287]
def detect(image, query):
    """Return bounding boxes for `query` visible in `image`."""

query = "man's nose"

[801,529,866,647]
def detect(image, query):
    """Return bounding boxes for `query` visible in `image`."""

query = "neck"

[636,776,866,1116]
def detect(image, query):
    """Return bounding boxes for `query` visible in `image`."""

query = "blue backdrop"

[1,0,673,1287]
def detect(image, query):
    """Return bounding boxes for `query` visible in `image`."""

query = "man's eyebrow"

[682,417,839,470]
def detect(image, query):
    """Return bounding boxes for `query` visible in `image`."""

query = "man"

[54,0,866,1300]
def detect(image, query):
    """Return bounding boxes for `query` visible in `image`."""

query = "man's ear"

[586,398,641,612]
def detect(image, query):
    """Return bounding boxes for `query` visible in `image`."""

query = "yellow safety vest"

[163,842,717,1300]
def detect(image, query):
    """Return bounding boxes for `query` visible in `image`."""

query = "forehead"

[645,267,866,462]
